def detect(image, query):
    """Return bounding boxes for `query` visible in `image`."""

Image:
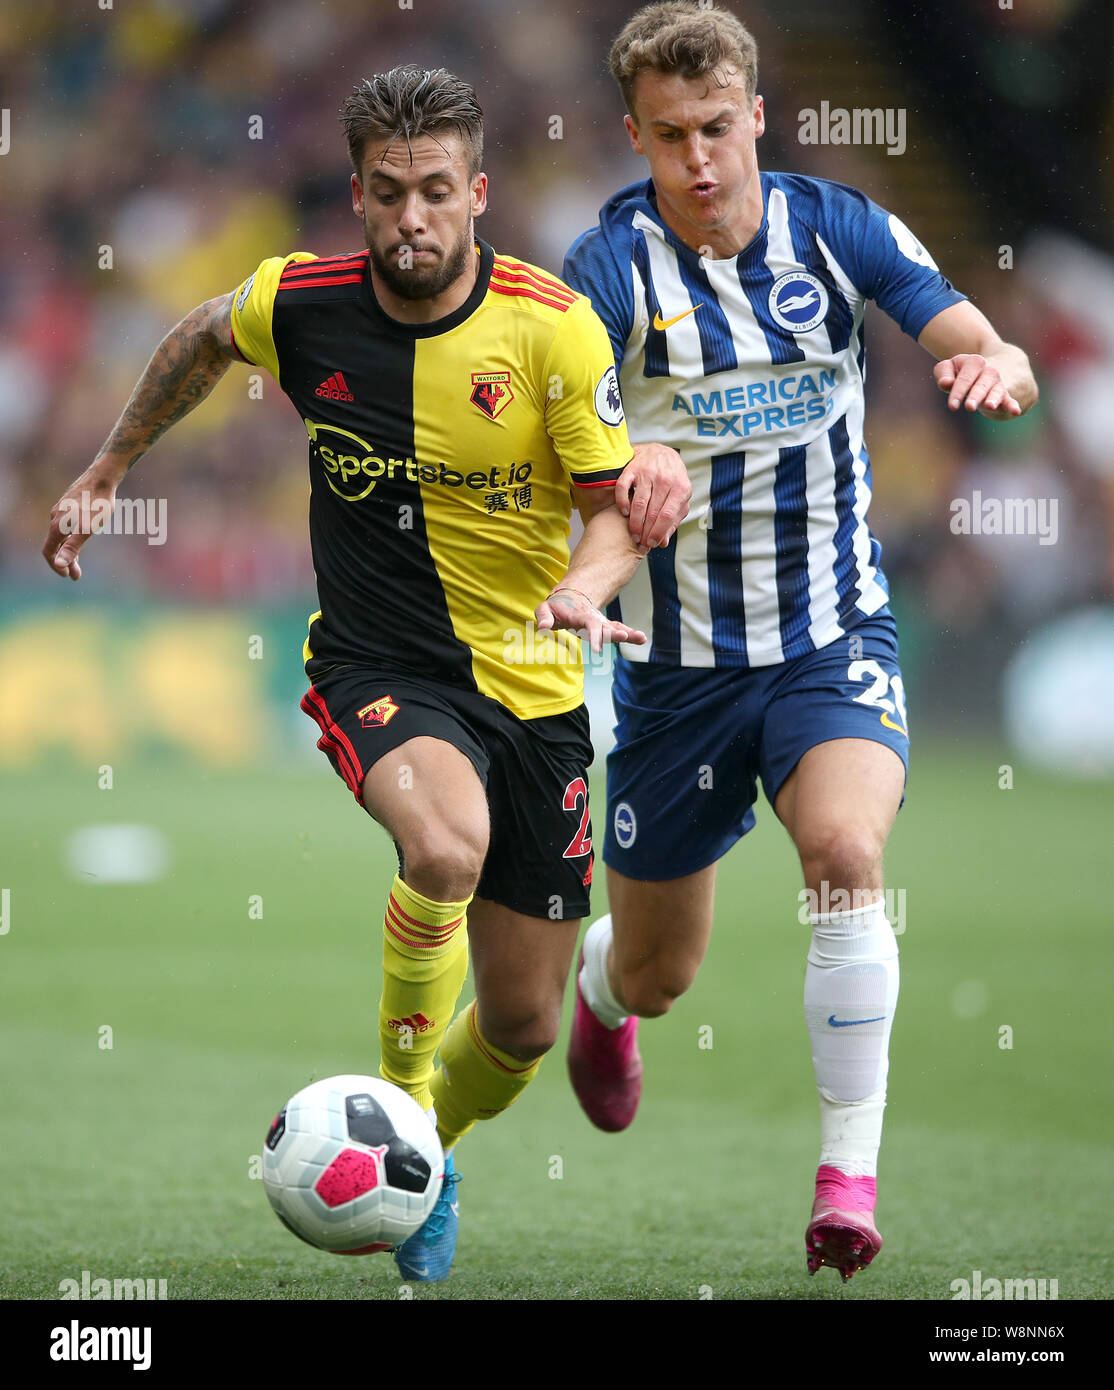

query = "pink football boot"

[567,954,642,1132]
[806,1165,883,1280]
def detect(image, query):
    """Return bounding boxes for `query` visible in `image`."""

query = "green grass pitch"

[0,747,1109,1301]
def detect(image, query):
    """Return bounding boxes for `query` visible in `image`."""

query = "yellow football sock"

[378,874,470,1113]
[430,1000,541,1151]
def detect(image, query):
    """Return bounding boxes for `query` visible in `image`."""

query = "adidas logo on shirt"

[315,371,354,402]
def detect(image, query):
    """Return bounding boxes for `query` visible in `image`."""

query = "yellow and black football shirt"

[229,239,632,720]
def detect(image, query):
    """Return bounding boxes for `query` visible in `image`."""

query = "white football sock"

[579,914,628,1029]
[804,896,899,1177]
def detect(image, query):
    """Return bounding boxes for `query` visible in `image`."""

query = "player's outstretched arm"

[43,293,238,580]
[535,486,648,655]
[615,441,692,549]
[918,300,1038,421]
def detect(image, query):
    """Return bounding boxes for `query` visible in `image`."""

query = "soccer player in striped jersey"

[42,64,689,1284]
[562,3,1037,1279]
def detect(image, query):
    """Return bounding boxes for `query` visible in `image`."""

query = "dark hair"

[339,65,484,177]
[609,2,758,117]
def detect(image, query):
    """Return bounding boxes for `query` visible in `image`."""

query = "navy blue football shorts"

[603,613,909,881]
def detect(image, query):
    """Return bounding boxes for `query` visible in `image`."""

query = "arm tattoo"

[98,298,236,472]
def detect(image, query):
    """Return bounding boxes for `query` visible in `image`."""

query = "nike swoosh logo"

[652,303,703,331]
[828,1014,886,1028]
[408,1263,429,1277]
[880,711,908,735]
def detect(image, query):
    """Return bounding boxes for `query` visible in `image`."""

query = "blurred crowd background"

[1,0,1113,765]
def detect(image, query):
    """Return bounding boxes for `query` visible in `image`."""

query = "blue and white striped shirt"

[563,172,965,667]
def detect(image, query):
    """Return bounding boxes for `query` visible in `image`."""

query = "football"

[262,1075,443,1254]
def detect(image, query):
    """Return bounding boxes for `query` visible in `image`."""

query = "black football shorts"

[300,663,595,920]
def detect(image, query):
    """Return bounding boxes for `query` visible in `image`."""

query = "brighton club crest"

[470,371,514,420]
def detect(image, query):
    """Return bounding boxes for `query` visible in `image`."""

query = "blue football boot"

[393,1151,461,1282]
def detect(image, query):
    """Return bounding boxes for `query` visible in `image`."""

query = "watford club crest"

[470,370,514,419]
[357,696,400,728]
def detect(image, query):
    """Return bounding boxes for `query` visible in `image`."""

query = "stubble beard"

[366,221,474,301]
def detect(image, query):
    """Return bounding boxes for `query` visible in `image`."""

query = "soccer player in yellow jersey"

[42,64,691,1283]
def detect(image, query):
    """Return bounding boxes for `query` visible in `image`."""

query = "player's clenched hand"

[934,354,1022,420]
[616,442,691,551]
[535,588,647,656]
[42,468,117,581]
